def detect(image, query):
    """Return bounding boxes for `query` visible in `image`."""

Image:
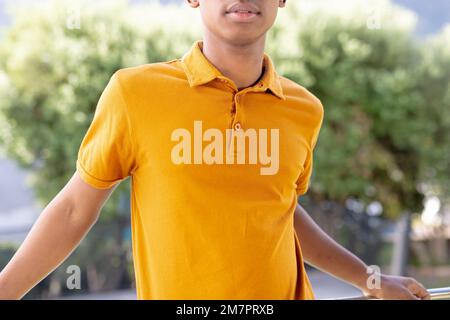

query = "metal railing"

[332,287,450,300]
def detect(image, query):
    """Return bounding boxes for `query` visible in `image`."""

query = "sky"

[394,0,450,35]
[0,0,449,36]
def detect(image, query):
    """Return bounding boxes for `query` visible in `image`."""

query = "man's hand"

[362,274,431,300]
[294,204,431,300]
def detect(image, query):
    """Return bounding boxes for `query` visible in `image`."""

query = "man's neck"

[201,33,266,90]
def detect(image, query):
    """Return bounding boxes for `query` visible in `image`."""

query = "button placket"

[232,93,244,131]
[225,81,265,159]
[229,93,247,157]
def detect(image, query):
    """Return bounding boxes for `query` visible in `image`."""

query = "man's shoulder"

[113,59,185,88]
[279,76,324,116]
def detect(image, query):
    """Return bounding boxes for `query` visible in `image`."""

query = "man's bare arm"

[294,203,430,300]
[0,172,115,299]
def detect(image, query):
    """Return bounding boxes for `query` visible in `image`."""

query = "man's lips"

[225,3,261,21]
[225,3,261,15]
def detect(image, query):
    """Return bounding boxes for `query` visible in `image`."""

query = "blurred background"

[0,0,449,299]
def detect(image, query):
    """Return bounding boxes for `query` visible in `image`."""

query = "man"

[0,0,430,300]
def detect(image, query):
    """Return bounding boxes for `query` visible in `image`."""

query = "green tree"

[417,27,450,202]
[268,2,450,218]
[0,0,198,210]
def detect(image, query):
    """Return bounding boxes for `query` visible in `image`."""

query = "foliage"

[268,2,450,217]
[0,1,198,214]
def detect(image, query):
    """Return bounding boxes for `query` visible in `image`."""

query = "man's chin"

[220,30,266,47]
[222,36,262,47]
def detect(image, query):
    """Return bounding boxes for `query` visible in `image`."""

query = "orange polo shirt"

[76,40,324,300]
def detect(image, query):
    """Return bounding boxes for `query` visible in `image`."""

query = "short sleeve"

[296,103,324,196]
[76,72,137,189]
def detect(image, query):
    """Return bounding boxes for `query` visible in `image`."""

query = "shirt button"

[234,122,242,131]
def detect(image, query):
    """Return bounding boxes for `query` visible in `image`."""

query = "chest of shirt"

[126,84,311,195]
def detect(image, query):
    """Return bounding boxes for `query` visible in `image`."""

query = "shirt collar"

[181,40,285,100]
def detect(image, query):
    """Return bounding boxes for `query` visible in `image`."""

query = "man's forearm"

[294,203,369,291]
[0,193,98,299]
